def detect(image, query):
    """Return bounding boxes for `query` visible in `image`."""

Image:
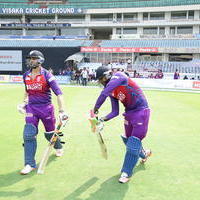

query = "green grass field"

[0,85,200,200]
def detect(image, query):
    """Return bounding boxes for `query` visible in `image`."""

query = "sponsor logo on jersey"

[111,76,119,79]
[27,83,43,90]
[36,76,41,82]
[117,91,126,101]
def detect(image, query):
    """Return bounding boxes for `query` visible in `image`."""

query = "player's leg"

[140,149,152,163]
[119,109,151,183]
[122,135,148,160]
[120,119,131,145]
[121,135,146,155]
[127,109,151,162]
[119,136,141,183]
[134,108,151,163]
[121,135,128,145]
[21,106,39,174]
[40,104,63,155]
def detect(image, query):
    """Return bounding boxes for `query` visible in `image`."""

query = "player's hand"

[96,118,104,132]
[59,110,69,125]
[93,108,99,115]
[17,102,26,114]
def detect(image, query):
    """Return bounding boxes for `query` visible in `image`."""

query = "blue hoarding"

[0,8,83,15]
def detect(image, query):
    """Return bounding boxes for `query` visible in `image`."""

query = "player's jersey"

[23,67,62,105]
[111,76,148,111]
[94,72,148,120]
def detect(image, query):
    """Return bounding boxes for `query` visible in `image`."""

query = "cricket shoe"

[20,164,36,175]
[55,148,64,157]
[118,172,129,184]
[140,149,152,164]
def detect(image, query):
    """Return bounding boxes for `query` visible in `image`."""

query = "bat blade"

[96,131,108,160]
[37,145,53,174]
[37,123,62,175]
[89,109,108,159]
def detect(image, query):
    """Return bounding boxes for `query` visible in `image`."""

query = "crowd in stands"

[133,61,200,74]
[50,59,200,85]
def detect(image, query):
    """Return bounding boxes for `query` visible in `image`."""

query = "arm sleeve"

[104,97,119,121]
[94,75,126,109]
[46,72,62,96]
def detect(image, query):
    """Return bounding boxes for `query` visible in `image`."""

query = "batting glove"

[59,110,69,125]
[96,118,104,132]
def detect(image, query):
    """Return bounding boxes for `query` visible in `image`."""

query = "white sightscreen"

[0,50,22,71]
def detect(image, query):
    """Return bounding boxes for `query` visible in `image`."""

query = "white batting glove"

[96,118,104,132]
[59,110,69,126]
[17,102,26,114]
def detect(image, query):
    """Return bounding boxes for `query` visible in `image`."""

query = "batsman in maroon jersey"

[18,50,68,175]
[93,66,151,183]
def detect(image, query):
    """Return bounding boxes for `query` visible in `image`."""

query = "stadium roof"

[1,0,200,9]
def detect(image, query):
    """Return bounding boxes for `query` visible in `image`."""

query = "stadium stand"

[0,0,200,79]
[133,61,200,74]
[0,39,92,47]
[100,39,200,48]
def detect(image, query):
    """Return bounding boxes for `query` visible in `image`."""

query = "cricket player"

[17,50,68,175]
[93,66,151,183]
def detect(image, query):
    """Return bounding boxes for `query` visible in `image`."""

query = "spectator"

[174,69,180,80]
[75,69,81,84]
[155,69,164,79]
[81,67,89,86]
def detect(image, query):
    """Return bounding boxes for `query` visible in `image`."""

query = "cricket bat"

[37,123,63,174]
[89,110,108,160]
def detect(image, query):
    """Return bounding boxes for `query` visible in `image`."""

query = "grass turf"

[0,85,200,200]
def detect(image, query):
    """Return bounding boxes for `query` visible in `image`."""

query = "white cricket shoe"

[20,164,35,175]
[55,149,64,157]
[118,172,129,184]
[140,149,152,164]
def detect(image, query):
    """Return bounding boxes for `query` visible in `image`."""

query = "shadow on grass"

[134,163,146,174]
[0,188,34,198]
[64,177,99,200]
[64,175,128,200]
[0,169,35,188]
[46,154,57,166]
[0,154,56,188]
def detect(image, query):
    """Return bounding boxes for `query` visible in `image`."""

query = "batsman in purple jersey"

[18,50,68,175]
[93,66,151,183]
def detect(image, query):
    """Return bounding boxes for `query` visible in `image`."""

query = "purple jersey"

[94,72,148,120]
[23,67,62,105]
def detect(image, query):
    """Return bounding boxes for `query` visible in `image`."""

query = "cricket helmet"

[96,66,111,80]
[26,50,45,68]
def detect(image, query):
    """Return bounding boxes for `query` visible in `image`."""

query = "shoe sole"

[118,178,130,184]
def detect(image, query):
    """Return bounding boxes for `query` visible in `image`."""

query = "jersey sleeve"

[104,96,119,121]
[46,72,62,96]
[23,73,28,92]
[94,74,127,109]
